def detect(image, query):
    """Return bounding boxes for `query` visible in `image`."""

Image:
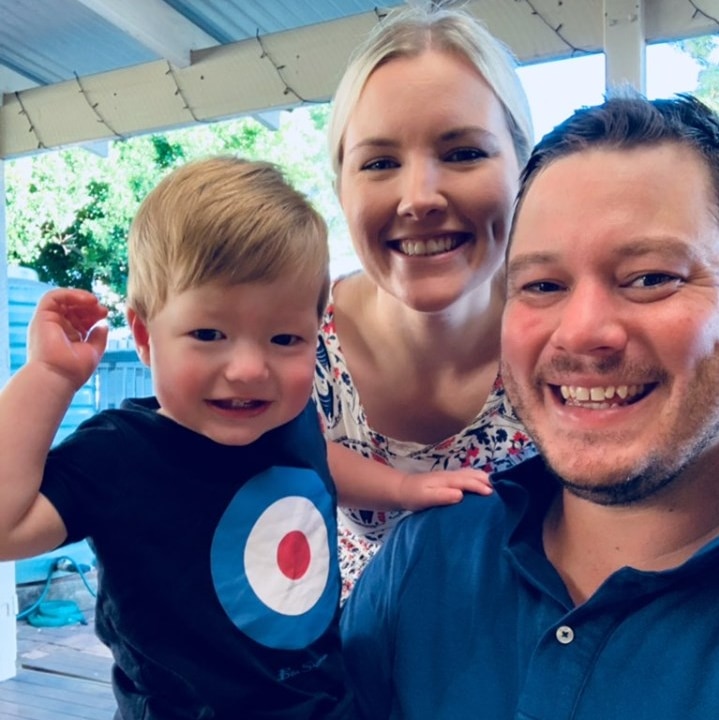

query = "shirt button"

[556,625,575,644]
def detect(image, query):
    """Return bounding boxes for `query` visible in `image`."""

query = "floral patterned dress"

[313,281,537,601]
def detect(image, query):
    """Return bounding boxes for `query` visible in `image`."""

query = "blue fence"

[95,343,153,411]
[8,268,151,585]
[8,267,152,424]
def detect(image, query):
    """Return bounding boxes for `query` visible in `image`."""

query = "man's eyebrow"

[507,237,699,279]
[612,237,696,260]
[506,252,558,279]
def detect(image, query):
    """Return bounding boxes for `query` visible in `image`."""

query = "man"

[340,92,719,719]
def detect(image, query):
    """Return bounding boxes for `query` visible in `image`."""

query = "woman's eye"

[445,147,489,163]
[272,334,302,347]
[360,157,399,171]
[627,272,683,289]
[190,328,224,342]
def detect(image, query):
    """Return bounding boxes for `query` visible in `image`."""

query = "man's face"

[502,143,719,504]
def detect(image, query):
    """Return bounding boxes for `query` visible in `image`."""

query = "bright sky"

[518,42,701,141]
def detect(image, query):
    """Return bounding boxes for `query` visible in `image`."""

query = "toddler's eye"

[190,329,224,342]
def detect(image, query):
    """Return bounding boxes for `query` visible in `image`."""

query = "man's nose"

[550,281,628,356]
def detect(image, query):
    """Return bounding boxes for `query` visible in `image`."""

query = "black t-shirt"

[42,398,355,719]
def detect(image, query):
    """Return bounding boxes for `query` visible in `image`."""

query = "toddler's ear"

[127,309,151,367]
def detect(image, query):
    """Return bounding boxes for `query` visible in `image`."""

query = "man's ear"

[127,309,151,367]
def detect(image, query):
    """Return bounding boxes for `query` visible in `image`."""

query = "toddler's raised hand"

[27,288,109,390]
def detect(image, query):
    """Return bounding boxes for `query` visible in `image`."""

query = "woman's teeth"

[398,236,459,256]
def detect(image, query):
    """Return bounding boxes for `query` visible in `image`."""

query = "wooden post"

[0,159,17,681]
[0,563,17,681]
[604,0,646,93]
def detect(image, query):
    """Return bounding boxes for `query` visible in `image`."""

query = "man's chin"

[548,462,676,507]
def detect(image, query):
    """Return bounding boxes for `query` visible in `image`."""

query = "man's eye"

[628,273,682,289]
[190,329,224,342]
[524,280,564,294]
[272,334,302,347]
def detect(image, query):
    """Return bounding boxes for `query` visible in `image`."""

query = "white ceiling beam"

[604,0,646,92]
[75,0,218,68]
[1,0,718,159]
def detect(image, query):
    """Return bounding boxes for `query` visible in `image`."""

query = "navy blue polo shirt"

[341,455,719,719]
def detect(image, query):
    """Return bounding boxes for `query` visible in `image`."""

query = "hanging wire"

[165,61,202,122]
[687,0,719,26]
[520,0,590,57]
[73,72,125,140]
[13,91,46,150]
[255,28,323,105]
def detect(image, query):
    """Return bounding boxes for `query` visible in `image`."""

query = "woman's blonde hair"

[127,156,329,321]
[328,5,533,187]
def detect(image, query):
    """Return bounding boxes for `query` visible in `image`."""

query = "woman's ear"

[127,309,151,367]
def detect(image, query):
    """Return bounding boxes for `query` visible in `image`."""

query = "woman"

[316,5,537,599]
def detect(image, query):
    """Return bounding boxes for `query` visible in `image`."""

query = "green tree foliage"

[676,36,719,109]
[32,181,127,303]
[6,105,348,326]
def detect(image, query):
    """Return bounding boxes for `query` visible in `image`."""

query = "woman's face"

[339,50,521,313]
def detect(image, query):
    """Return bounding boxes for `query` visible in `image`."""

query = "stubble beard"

[503,357,719,508]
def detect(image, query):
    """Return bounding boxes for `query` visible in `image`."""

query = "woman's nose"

[396,160,448,219]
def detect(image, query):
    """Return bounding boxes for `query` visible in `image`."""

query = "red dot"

[277,531,311,580]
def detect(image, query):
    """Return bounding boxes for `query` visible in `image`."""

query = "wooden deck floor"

[1,592,116,719]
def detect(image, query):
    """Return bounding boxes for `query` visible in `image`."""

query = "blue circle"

[211,466,339,650]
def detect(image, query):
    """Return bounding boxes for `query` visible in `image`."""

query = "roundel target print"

[210,466,339,650]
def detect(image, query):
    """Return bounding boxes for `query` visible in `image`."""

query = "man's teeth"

[559,385,644,407]
[398,237,458,256]
[560,384,645,407]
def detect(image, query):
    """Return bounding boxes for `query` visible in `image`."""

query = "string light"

[520,0,589,57]
[165,62,201,122]
[255,29,315,104]
[73,72,124,140]
[13,91,45,150]
[688,0,719,26]
[6,1,717,152]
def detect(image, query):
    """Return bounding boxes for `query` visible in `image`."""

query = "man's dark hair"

[512,91,719,230]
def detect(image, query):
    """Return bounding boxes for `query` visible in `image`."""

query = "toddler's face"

[133,276,320,445]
